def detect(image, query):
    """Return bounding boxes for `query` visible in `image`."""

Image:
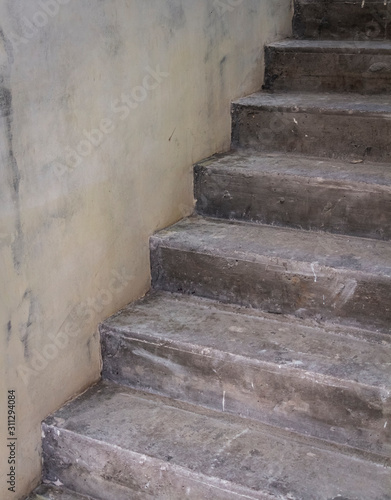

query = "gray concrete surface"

[101,290,391,459]
[293,0,391,40]
[232,92,391,162]
[194,151,391,239]
[26,484,96,500]
[151,216,391,332]
[264,40,391,93]
[36,0,391,497]
[42,381,391,500]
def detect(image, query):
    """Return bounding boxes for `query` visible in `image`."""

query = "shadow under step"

[100,290,391,460]
[42,381,391,500]
[194,151,391,240]
[150,217,391,333]
[264,39,391,93]
[231,91,391,163]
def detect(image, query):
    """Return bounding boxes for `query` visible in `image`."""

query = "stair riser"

[101,330,390,458]
[42,425,268,500]
[151,244,391,333]
[231,104,391,162]
[293,0,391,40]
[194,165,391,240]
[264,48,391,93]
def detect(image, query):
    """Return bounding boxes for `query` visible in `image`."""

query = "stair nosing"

[102,325,391,392]
[101,290,391,388]
[151,216,391,277]
[44,380,391,468]
[232,91,391,117]
[267,39,391,54]
[42,423,276,500]
[195,151,391,187]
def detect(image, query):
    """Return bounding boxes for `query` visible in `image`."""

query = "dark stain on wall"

[7,321,12,343]
[86,337,92,361]
[19,289,38,359]
[101,23,122,57]
[167,0,186,31]
[0,85,12,117]
[0,27,24,272]
[220,55,227,77]
[158,0,186,41]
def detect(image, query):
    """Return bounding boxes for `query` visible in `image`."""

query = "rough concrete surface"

[264,40,391,93]
[42,381,391,500]
[101,290,391,459]
[232,92,391,162]
[30,0,391,497]
[151,217,391,332]
[0,1,293,497]
[293,0,391,40]
[194,151,391,239]
[26,484,96,500]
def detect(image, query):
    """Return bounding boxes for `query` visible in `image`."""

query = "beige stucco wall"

[0,1,292,498]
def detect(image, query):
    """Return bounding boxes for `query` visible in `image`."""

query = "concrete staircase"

[30,1,391,499]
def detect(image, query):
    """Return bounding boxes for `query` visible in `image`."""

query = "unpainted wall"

[0,1,292,497]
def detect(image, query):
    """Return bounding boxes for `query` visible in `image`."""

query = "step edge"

[42,382,391,467]
[231,94,391,117]
[100,291,391,344]
[30,484,98,500]
[149,217,391,276]
[41,422,290,500]
[101,327,391,392]
[266,40,391,54]
[195,161,391,188]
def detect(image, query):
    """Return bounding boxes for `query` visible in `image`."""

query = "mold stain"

[86,337,93,361]
[7,320,12,343]
[102,24,122,57]
[167,0,186,31]
[0,27,24,271]
[158,0,186,41]
[19,289,38,359]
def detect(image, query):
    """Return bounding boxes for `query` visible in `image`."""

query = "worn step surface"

[42,380,391,500]
[150,217,391,333]
[264,39,391,93]
[194,151,391,240]
[231,91,391,162]
[26,484,96,500]
[293,0,391,40]
[101,290,391,459]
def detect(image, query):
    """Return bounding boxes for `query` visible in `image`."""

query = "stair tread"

[267,38,391,53]
[233,91,391,115]
[102,291,391,389]
[196,151,391,187]
[27,484,96,500]
[43,381,391,500]
[152,216,391,277]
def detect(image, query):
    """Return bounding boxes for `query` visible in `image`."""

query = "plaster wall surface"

[0,1,292,497]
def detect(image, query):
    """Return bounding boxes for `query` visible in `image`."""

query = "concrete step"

[293,0,391,40]
[264,39,391,93]
[150,217,391,333]
[100,290,391,459]
[194,151,391,240]
[231,91,391,163]
[42,380,391,500]
[26,484,96,500]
